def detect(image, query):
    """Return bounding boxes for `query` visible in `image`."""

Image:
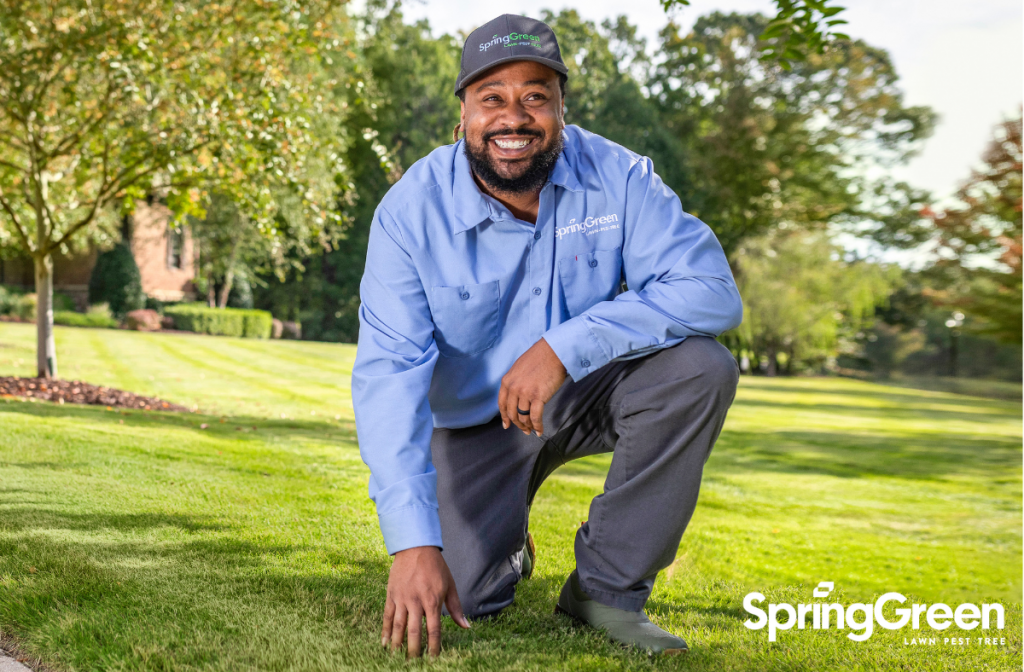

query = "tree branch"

[0,185,35,253]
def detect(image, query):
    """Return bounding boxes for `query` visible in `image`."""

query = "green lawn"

[0,323,1020,671]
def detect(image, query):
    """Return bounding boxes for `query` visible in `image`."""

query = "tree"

[925,115,1022,345]
[0,0,348,377]
[542,11,683,190]
[648,13,935,256]
[255,1,462,341]
[660,0,850,70]
[731,228,898,375]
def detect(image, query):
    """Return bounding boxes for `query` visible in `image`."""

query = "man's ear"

[453,101,467,143]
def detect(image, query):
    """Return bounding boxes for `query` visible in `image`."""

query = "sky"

[399,0,1023,265]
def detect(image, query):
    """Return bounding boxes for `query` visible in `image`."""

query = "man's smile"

[493,137,534,150]
[488,135,538,160]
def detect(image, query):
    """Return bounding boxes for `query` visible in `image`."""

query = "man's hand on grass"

[383,546,470,658]
[498,337,567,436]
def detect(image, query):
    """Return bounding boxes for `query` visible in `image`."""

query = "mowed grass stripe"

[213,337,356,379]
[152,334,350,399]
[147,336,339,414]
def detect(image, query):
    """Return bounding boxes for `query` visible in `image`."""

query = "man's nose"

[495,100,534,128]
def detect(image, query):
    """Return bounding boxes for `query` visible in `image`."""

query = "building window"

[167,226,184,270]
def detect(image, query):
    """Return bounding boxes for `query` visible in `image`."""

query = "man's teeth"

[494,138,533,149]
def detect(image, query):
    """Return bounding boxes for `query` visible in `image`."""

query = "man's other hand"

[382,546,470,658]
[498,337,567,436]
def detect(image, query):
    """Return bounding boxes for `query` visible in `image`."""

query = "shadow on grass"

[743,381,1020,410]
[0,397,357,444]
[553,426,1021,483]
[0,461,88,470]
[0,511,392,670]
[735,397,1016,425]
[0,506,226,534]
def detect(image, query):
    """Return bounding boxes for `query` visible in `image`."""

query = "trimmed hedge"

[53,311,118,329]
[164,304,272,339]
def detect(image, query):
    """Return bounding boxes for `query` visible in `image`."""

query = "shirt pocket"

[429,280,501,358]
[558,247,624,318]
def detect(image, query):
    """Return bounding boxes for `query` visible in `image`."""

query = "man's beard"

[463,127,564,195]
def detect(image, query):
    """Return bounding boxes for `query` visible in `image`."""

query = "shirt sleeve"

[542,156,743,382]
[351,205,443,555]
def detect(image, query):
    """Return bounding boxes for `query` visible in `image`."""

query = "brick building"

[0,201,195,309]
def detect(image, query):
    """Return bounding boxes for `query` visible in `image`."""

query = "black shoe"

[555,570,688,655]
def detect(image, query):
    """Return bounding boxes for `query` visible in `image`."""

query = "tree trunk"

[766,343,778,377]
[34,253,57,379]
[216,234,242,309]
[217,266,235,309]
[207,271,216,307]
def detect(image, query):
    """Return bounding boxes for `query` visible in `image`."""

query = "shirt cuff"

[378,505,444,555]
[542,316,609,382]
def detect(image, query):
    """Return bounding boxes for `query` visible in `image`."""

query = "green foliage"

[542,11,681,187]
[144,296,165,314]
[730,228,899,374]
[851,269,1023,382]
[226,274,254,310]
[255,2,463,342]
[659,0,850,70]
[53,310,117,329]
[0,285,24,316]
[164,304,272,339]
[0,0,353,373]
[0,0,350,256]
[926,115,1022,345]
[52,292,77,312]
[0,291,38,321]
[650,13,935,255]
[88,243,144,318]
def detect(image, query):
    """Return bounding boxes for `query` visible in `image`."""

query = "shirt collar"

[451,132,584,235]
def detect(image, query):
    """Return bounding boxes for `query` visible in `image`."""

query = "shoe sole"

[554,606,688,656]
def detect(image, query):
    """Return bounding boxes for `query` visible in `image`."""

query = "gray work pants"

[431,336,739,617]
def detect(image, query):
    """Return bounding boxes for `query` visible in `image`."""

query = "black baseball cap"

[455,14,569,96]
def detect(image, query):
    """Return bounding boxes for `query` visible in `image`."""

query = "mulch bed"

[0,376,190,412]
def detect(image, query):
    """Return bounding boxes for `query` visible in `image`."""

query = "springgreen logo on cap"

[479,32,541,52]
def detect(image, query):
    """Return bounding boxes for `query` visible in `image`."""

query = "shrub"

[53,291,77,312]
[164,304,272,339]
[126,309,162,331]
[227,275,254,309]
[13,293,36,321]
[87,303,115,320]
[54,310,118,329]
[88,243,145,318]
[0,286,14,316]
[145,296,165,314]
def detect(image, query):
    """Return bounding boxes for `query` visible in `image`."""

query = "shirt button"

[589,259,598,268]
[532,287,541,295]
[534,230,542,240]
[581,359,591,368]
[460,292,470,300]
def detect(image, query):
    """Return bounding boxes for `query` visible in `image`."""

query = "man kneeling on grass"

[351,14,743,658]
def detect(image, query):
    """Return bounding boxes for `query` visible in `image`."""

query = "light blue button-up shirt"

[351,124,743,554]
